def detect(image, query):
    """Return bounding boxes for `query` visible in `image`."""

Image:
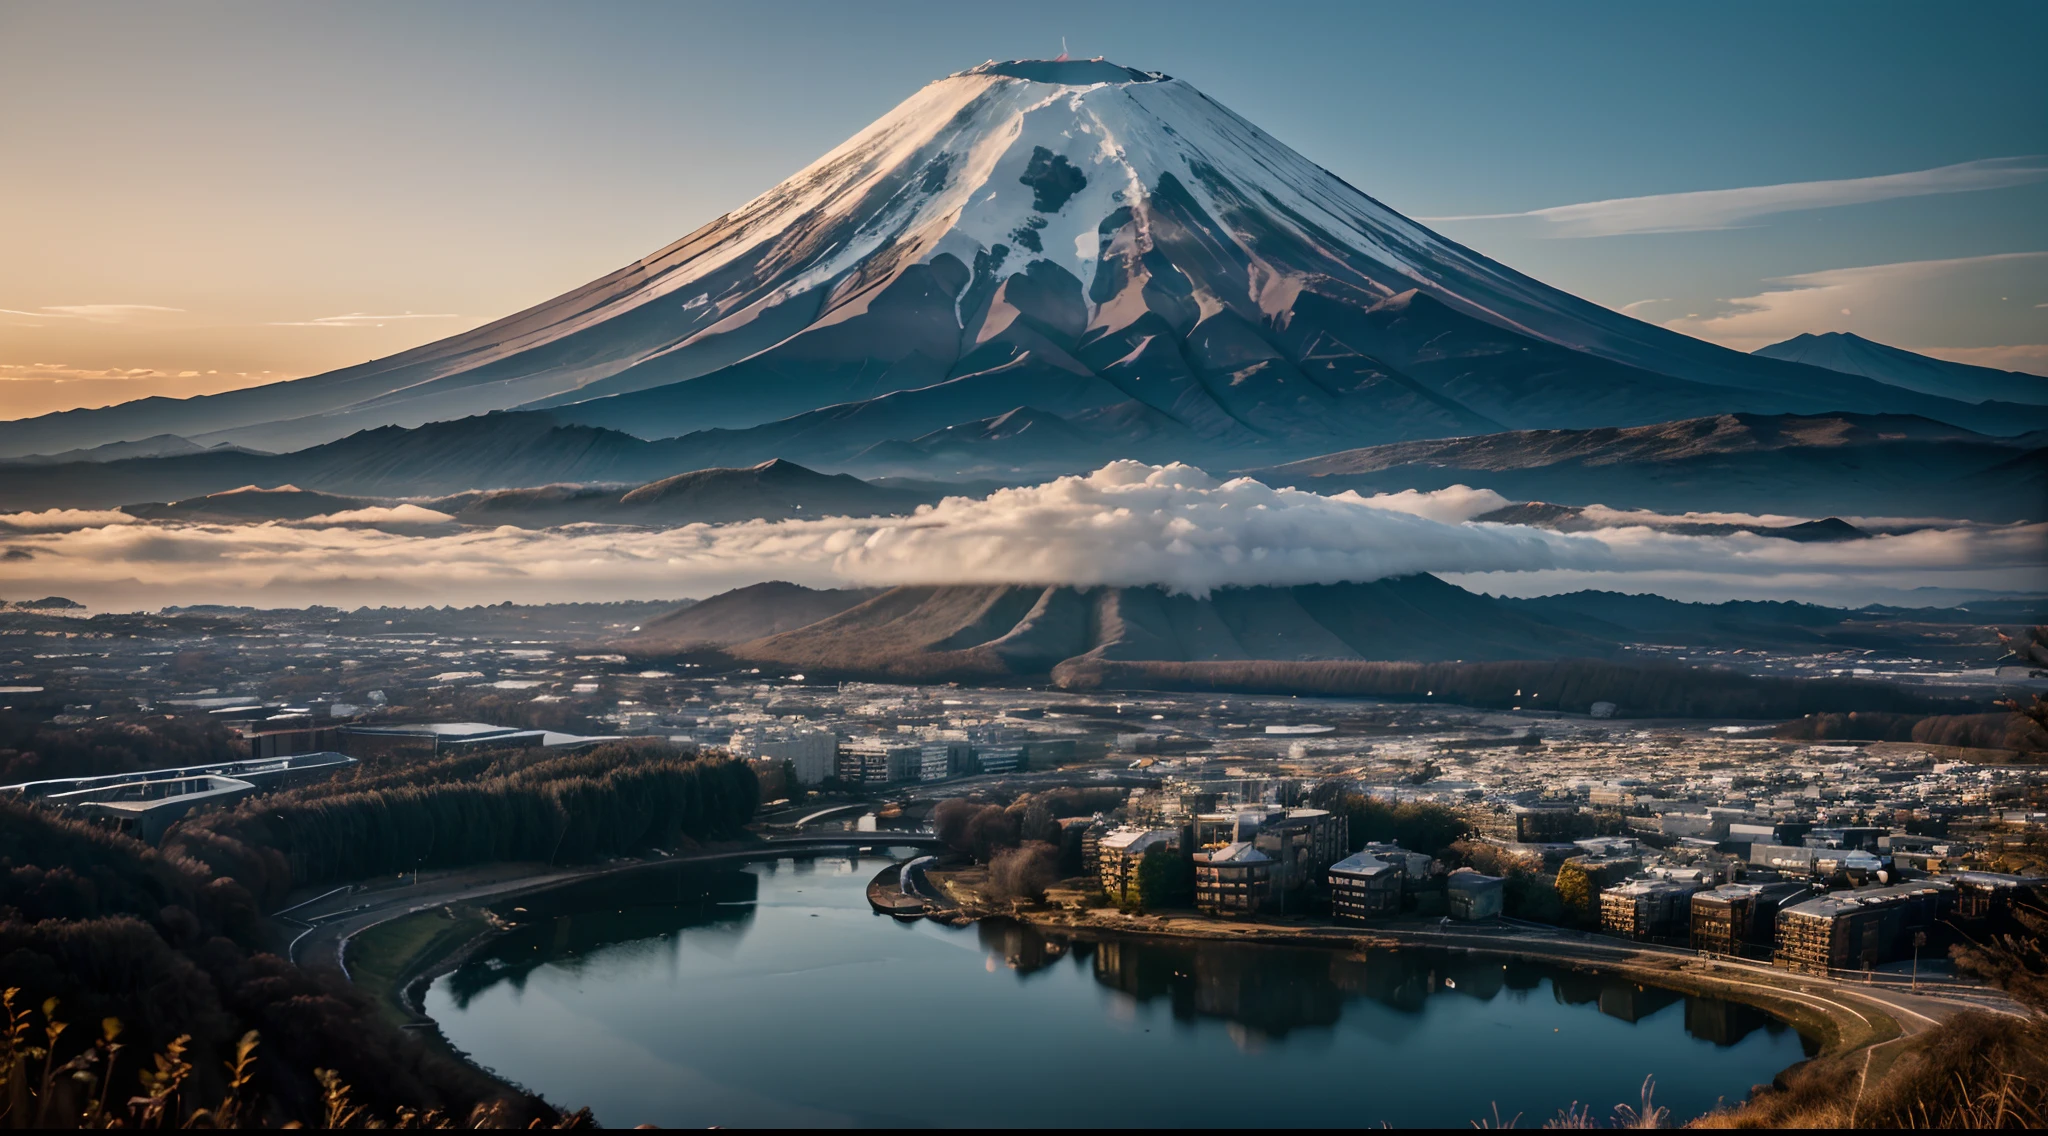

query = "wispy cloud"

[1618,298,1671,316]
[268,312,464,328]
[1660,251,2048,354]
[0,304,184,326]
[1420,155,2048,237]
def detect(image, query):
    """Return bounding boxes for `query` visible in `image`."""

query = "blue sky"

[1,0,2043,415]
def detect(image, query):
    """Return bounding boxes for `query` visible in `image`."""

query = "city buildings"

[1098,827,1180,901]
[730,726,838,786]
[1193,842,1274,915]
[1773,881,1953,975]
[835,740,922,785]
[1327,850,1404,921]
[1446,869,1505,920]
[1600,878,1701,941]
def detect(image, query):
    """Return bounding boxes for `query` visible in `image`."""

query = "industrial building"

[1327,850,1404,922]
[5,751,357,843]
[342,721,618,760]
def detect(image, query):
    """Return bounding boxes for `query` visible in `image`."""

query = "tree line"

[167,742,759,904]
[1778,709,2047,753]
[0,711,246,786]
[1,738,756,1124]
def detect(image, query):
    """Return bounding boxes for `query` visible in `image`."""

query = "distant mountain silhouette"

[1247,412,2043,522]
[1756,332,2048,406]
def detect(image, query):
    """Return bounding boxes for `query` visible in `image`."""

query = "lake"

[425,850,1814,1128]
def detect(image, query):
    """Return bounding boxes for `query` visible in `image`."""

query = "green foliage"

[1555,861,1594,920]
[1132,844,1192,911]
[1453,841,1565,923]
[1336,793,1470,855]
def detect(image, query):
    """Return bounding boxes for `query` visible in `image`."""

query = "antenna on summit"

[1055,37,1069,62]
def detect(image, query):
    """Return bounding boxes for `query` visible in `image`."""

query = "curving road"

[280,834,947,973]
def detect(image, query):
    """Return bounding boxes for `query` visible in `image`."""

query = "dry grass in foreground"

[0,988,592,1129]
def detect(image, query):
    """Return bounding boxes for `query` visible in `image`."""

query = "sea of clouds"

[0,462,2039,610]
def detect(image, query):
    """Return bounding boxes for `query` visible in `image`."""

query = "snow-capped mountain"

[1,58,2035,461]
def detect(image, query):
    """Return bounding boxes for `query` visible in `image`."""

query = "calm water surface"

[426,851,1813,1128]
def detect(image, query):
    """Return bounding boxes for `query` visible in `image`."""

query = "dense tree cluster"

[0,711,245,786]
[988,842,1061,903]
[0,797,548,1124]
[167,742,759,903]
[1325,792,1470,856]
[0,736,757,1125]
[1778,709,2047,753]
[1449,840,1566,923]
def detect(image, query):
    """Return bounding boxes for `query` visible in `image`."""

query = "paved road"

[281,835,947,974]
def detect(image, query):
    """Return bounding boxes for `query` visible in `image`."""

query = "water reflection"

[971,919,1806,1052]
[431,855,1814,1129]
[450,866,1807,1054]
[444,866,759,1007]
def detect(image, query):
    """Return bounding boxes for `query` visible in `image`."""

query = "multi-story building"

[1360,842,1434,886]
[1773,881,1953,975]
[917,740,972,783]
[1327,850,1404,922]
[1253,808,1348,892]
[1098,827,1181,901]
[731,726,838,786]
[975,744,1025,775]
[1446,869,1504,920]
[1193,842,1274,915]
[834,740,921,785]
[1952,871,2047,920]
[1600,878,1701,941]
[1690,883,1763,954]
[1512,804,1596,843]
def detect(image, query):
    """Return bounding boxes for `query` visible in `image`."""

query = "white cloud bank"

[1420,155,2048,237]
[0,465,2038,610]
